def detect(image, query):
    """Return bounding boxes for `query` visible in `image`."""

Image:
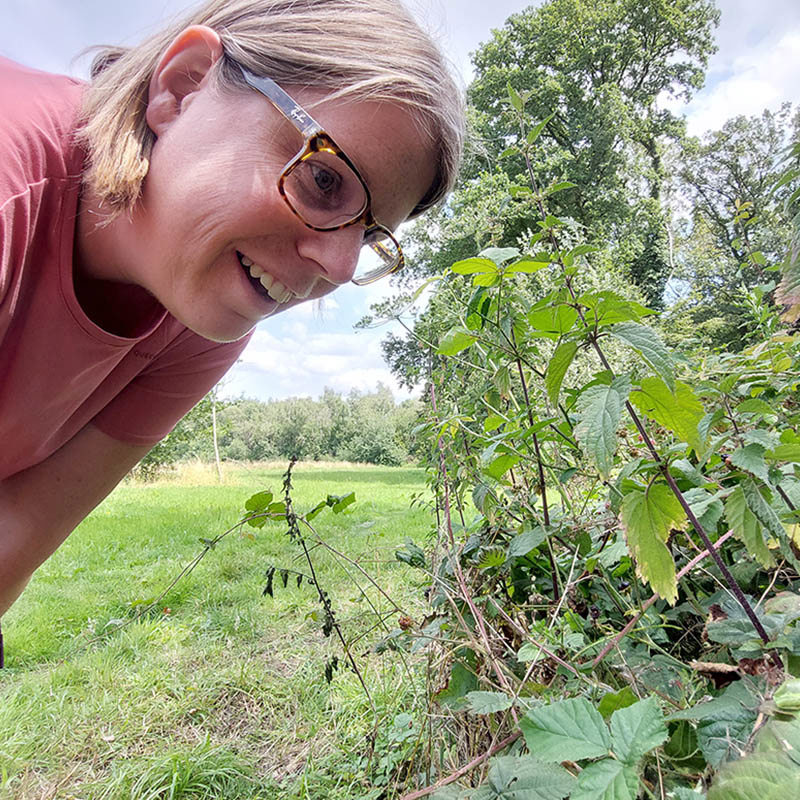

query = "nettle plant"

[391,88,800,798]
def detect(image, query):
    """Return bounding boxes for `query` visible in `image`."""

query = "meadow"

[0,462,431,799]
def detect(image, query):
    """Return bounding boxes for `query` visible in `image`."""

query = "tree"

[374,0,719,389]
[668,104,800,348]
[466,0,719,305]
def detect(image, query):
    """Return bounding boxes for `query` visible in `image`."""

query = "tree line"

[134,385,422,478]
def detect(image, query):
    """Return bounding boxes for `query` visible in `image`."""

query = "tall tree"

[466,0,719,305]
[668,104,800,348]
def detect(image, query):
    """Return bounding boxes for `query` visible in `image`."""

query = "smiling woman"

[0,0,464,636]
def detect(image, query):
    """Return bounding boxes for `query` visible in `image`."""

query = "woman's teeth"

[239,254,293,303]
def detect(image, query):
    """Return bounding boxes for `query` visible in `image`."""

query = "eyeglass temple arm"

[236,63,323,139]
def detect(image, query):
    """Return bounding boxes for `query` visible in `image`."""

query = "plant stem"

[399,731,522,800]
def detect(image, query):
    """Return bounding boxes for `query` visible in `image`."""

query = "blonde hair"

[76,0,464,218]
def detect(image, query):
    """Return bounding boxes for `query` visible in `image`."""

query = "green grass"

[0,462,432,799]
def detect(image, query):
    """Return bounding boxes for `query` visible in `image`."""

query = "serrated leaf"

[597,687,638,720]
[609,696,668,765]
[708,750,800,800]
[608,323,674,391]
[546,340,579,406]
[466,691,514,715]
[572,759,638,800]
[473,755,575,800]
[481,247,520,266]
[630,377,705,453]
[683,487,724,532]
[574,377,630,478]
[726,485,775,567]
[451,257,498,275]
[621,484,685,604]
[736,398,779,418]
[520,697,611,762]
[766,443,800,462]
[505,258,550,275]
[508,527,546,558]
[729,444,770,483]
[484,453,520,480]
[438,326,478,355]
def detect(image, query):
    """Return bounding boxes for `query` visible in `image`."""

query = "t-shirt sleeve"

[90,329,252,446]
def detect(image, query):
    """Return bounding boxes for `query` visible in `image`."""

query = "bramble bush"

[359,94,800,798]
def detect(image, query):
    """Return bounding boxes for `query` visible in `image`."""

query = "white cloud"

[683,29,800,136]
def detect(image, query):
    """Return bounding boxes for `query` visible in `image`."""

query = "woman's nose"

[297,225,363,286]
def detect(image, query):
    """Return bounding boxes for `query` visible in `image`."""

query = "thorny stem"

[518,112,775,657]
[511,329,559,600]
[592,530,736,667]
[399,731,522,800]
[430,381,520,713]
[282,459,377,716]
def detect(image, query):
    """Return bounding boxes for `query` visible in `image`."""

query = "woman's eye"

[310,164,339,195]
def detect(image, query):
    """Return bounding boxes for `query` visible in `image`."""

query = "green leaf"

[472,755,575,800]
[621,484,685,604]
[736,398,779,418]
[742,478,800,571]
[244,490,273,512]
[609,696,668,765]
[466,691,514,715]
[597,687,638,720]
[708,751,800,800]
[435,661,478,710]
[505,258,550,275]
[508,526,546,558]
[545,180,577,195]
[451,257,498,275]
[526,113,554,145]
[395,539,426,569]
[520,697,611,762]
[507,82,523,112]
[766,444,800,463]
[484,414,506,432]
[484,453,520,480]
[438,326,478,356]
[608,323,674,391]
[546,340,579,406]
[574,377,630,478]
[726,484,775,567]
[630,377,705,453]
[481,247,520,266]
[729,444,770,483]
[572,759,638,800]
[529,305,579,336]
[330,492,355,513]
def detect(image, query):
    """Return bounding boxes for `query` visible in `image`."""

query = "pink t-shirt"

[0,57,251,480]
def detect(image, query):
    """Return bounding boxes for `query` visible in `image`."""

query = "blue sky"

[3,0,800,402]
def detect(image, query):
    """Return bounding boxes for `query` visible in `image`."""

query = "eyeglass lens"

[284,154,401,282]
[356,231,401,283]
[284,151,367,229]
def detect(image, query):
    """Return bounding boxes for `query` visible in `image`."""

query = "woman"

[0,0,464,624]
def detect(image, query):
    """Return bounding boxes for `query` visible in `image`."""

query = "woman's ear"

[145,25,224,136]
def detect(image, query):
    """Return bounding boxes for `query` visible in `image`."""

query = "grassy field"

[0,462,432,799]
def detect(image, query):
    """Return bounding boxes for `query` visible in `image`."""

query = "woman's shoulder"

[0,57,85,202]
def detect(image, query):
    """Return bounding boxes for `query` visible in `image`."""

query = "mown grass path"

[0,462,430,799]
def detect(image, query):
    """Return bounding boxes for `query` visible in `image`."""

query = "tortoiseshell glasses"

[235,62,405,285]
